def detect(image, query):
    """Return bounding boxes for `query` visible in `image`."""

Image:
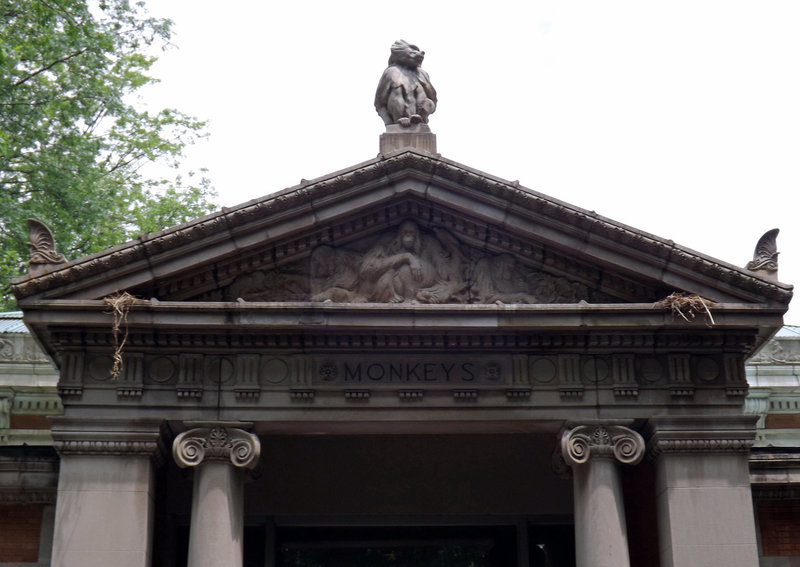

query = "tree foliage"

[0,0,217,309]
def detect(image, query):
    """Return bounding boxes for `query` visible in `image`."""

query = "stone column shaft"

[647,416,759,567]
[572,458,630,564]
[561,423,644,567]
[49,418,164,567]
[173,422,260,567]
[189,462,245,567]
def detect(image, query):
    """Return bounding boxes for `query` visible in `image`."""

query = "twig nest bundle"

[103,291,143,379]
[655,292,715,325]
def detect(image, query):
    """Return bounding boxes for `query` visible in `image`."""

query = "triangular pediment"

[166,198,664,305]
[12,150,792,310]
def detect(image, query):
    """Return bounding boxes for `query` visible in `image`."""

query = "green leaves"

[0,0,216,309]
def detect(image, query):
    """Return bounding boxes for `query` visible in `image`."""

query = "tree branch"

[13,48,89,87]
[0,98,57,107]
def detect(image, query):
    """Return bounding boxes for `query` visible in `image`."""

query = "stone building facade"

[0,311,60,566]
[3,316,799,566]
[6,137,796,566]
[747,326,800,566]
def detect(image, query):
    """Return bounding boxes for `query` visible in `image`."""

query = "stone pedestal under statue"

[379,124,437,155]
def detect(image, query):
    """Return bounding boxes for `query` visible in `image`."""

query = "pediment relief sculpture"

[357,221,466,304]
[202,221,604,305]
[750,335,800,364]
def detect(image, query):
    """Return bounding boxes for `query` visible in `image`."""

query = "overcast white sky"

[137,1,800,323]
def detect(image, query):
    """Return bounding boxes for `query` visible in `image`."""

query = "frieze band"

[64,352,746,389]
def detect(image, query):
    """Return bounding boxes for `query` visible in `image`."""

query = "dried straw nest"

[103,292,144,379]
[654,292,715,325]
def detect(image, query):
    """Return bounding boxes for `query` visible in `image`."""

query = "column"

[560,423,645,567]
[172,421,260,567]
[646,415,759,567]
[49,417,165,567]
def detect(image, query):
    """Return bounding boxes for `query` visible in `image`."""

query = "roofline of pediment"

[12,151,793,306]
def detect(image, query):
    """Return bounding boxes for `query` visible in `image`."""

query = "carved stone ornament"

[751,336,800,364]
[645,416,758,460]
[647,437,755,459]
[560,424,645,467]
[173,426,260,470]
[746,228,779,275]
[54,438,163,457]
[0,338,13,360]
[212,220,592,304]
[52,432,167,467]
[375,40,437,128]
[26,218,67,275]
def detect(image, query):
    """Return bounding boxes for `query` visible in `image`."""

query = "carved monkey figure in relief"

[472,254,539,304]
[359,221,466,304]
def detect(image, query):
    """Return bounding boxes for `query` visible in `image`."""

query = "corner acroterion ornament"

[26,218,67,276]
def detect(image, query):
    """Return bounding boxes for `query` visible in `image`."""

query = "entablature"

[24,300,774,422]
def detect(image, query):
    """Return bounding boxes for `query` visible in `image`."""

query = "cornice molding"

[0,453,59,504]
[22,301,775,363]
[750,452,800,469]
[46,324,759,351]
[49,417,167,465]
[645,415,757,459]
[648,438,754,456]
[54,439,163,457]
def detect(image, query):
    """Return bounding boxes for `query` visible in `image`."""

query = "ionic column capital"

[173,422,260,470]
[561,423,645,467]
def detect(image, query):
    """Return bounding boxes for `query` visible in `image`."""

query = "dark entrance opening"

[276,525,517,567]
[163,519,576,566]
